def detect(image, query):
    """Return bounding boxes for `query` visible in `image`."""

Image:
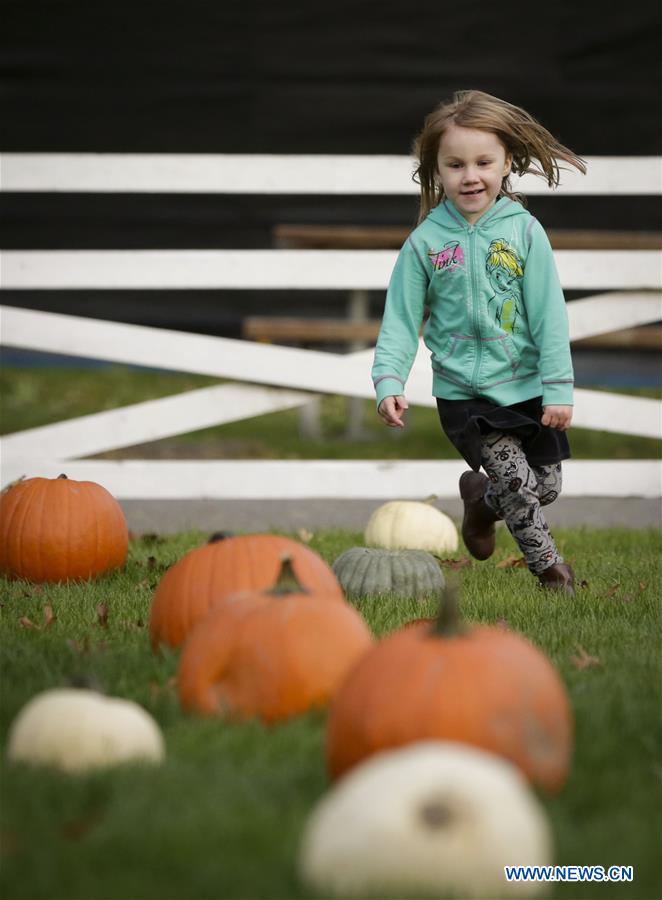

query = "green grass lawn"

[2,365,661,460]
[1,526,661,900]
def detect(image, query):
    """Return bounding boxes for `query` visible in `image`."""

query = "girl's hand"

[542,405,573,431]
[378,395,409,428]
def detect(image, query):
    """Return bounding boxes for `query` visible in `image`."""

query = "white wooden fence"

[2,153,660,194]
[1,154,661,500]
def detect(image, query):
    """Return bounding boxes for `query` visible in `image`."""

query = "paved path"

[120,497,661,534]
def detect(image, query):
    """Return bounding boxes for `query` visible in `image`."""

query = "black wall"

[2,0,661,335]
[3,0,661,154]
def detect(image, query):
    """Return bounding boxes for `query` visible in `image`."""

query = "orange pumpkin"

[0,474,128,583]
[150,533,344,650]
[326,589,572,793]
[178,557,374,723]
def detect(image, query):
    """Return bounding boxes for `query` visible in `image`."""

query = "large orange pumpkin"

[150,533,344,650]
[0,474,128,583]
[326,590,572,793]
[178,557,374,723]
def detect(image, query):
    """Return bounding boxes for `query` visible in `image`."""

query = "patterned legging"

[480,431,563,575]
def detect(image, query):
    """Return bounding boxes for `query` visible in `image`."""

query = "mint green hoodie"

[372,197,574,409]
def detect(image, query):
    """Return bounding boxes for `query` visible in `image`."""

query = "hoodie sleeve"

[371,238,429,408]
[522,220,574,407]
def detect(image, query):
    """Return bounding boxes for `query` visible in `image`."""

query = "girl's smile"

[436,123,512,224]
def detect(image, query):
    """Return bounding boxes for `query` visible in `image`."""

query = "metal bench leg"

[346,289,370,439]
[298,396,322,440]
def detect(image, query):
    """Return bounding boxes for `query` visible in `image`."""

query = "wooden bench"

[273,224,662,251]
[243,224,662,351]
[243,317,381,343]
[243,316,661,349]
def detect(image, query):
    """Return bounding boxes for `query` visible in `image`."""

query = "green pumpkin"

[332,548,445,599]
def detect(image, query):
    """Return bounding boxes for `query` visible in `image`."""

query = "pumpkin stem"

[428,581,467,637]
[208,531,233,544]
[58,473,68,479]
[268,555,309,596]
[419,799,454,829]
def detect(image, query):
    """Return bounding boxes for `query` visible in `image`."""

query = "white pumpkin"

[365,500,459,555]
[6,688,165,773]
[299,742,552,898]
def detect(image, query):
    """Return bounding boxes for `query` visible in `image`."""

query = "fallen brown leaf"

[605,583,621,598]
[639,582,647,592]
[61,810,104,841]
[496,555,528,569]
[403,616,435,630]
[96,604,109,628]
[43,605,57,628]
[120,618,146,631]
[19,616,38,629]
[1,476,26,494]
[569,644,601,670]
[67,638,90,654]
[149,676,177,699]
[67,636,108,655]
[437,557,472,570]
[296,528,314,544]
[0,831,21,857]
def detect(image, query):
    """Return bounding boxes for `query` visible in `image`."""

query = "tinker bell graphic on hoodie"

[485,239,524,334]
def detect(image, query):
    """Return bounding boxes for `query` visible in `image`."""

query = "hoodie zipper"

[468,225,481,392]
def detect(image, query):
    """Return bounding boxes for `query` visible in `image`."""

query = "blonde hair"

[412,90,587,223]
[486,240,523,278]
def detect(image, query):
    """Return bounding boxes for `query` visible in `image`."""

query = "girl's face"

[436,123,512,224]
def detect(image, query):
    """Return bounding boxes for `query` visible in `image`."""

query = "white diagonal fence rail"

[1,154,661,500]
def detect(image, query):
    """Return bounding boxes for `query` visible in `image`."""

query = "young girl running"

[372,90,586,595]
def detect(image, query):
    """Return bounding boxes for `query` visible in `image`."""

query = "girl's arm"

[371,238,429,412]
[521,220,574,411]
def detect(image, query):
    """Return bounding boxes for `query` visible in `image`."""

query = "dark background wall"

[1,0,661,336]
[3,0,661,154]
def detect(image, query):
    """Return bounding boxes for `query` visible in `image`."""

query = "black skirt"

[436,395,571,472]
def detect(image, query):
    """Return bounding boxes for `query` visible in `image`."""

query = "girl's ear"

[502,153,513,177]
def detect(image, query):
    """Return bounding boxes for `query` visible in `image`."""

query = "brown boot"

[459,471,499,561]
[538,562,575,596]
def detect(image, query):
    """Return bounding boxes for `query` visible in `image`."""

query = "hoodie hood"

[427,196,530,231]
